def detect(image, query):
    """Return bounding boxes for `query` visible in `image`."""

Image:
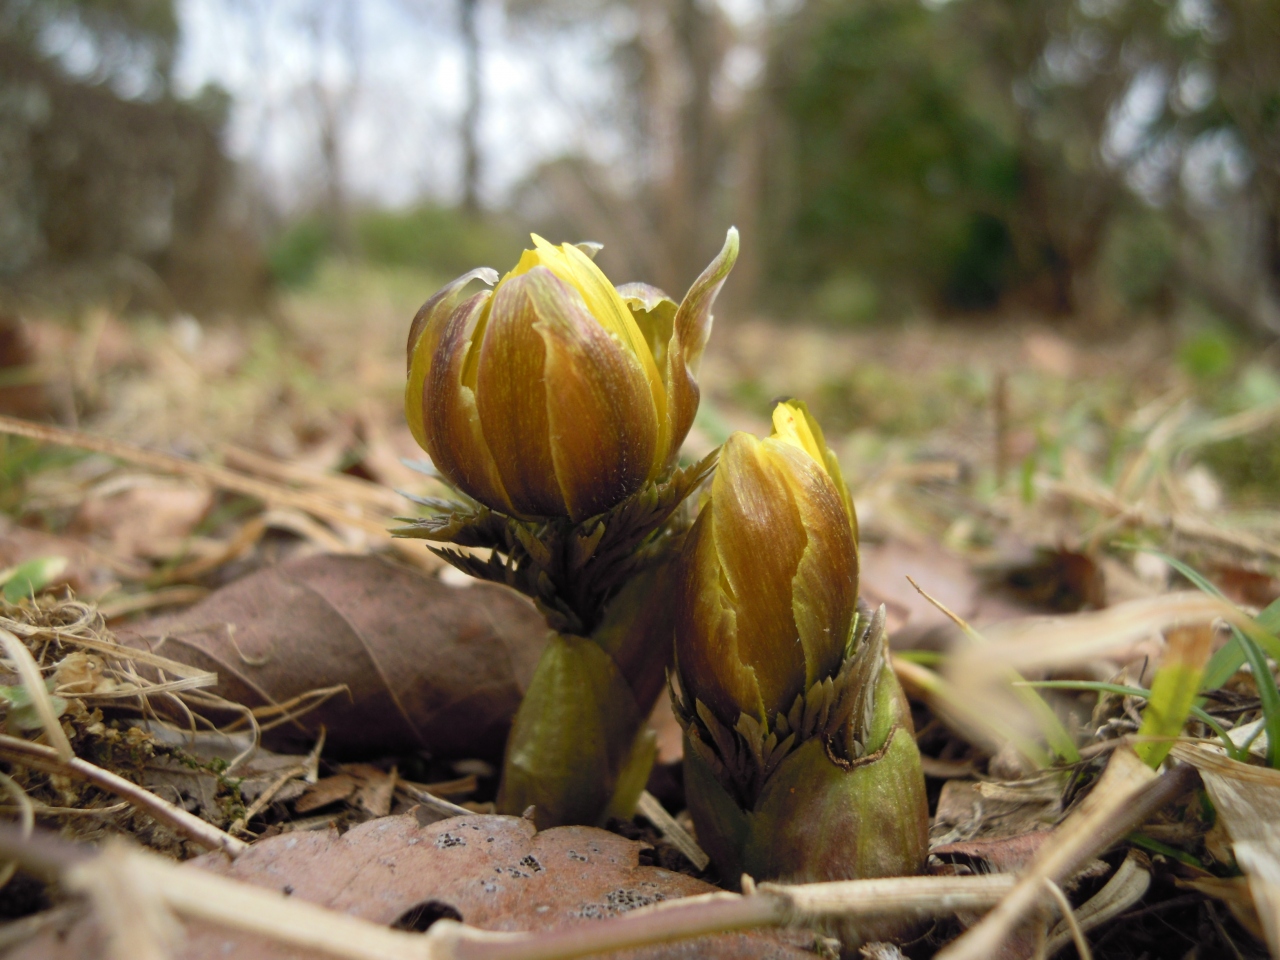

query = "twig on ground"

[0,734,247,856]
[229,729,325,834]
[937,748,1199,960]
[0,822,1019,960]
[398,781,474,822]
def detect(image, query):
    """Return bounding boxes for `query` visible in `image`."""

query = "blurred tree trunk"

[304,0,361,257]
[460,0,483,214]
[631,0,732,293]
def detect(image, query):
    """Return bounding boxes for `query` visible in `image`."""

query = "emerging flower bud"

[406,231,738,523]
[673,401,927,907]
[674,400,858,730]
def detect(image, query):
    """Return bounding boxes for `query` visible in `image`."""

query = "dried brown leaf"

[72,477,213,561]
[10,813,814,960]
[294,775,358,814]
[118,555,548,759]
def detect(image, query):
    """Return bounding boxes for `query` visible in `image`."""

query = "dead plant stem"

[0,822,1017,960]
[937,749,1199,960]
[0,734,246,856]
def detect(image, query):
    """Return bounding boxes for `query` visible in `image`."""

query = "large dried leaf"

[118,555,548,759]
[10,813,814,960]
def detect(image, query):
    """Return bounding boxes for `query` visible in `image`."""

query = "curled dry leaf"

[117,555,548,760]
[72,476,214,562]
[10,813,815,960]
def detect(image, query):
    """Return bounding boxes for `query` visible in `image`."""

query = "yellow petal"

[405,267,498,449]
[416,292,513,512]
[617,282,677,372]
[475,270,568,517]
[674,504,765,724]
[761,437,857,689]
[771,401,827,472]
[513,236,670,472]
[709,432,810,718]
[525,266,658,520]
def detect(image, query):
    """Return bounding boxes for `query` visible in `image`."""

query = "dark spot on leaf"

[436,833,465,849]
[391,900,463,932]
[519,854,544,873]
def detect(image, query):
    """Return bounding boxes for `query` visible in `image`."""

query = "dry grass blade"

[96,586,210,620]
[230,731,325,834]
[944,592,1245,753]
[64,842,183,960]
[0,414,438,570]
[937,748,1196,960]
[396,780,474,822]
[637,790,710,872]
[891,655,1049,766]
[0,905,81,952]
[1171,741,1280,957]
[0,734,247,855]
[1040,477,1280,565]
[906,577,1078,764]
[1044,851,1150,956]
[963,591,1239,674]
[222,444,407,513]
[1041,878,1092,960]
[1,627,73,760]
[1233,840,1280,958]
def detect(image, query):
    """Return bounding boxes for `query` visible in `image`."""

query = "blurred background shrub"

[0,0,1277,338]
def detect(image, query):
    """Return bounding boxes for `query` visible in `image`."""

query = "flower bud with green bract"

[398,230,738,830]
[406,230,738,523]
[673,400,928,933]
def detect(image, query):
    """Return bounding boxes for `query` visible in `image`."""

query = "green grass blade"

[1235,628,1280,769]
[1133,634,1210,769]
[1020,680,1242,759]
[1258,597,1280,635]
[907,578,1079,763]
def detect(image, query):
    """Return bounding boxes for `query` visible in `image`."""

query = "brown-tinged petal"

[760,436,857,689]
[664,228,739,467]
[405,267,498,445]
[475,268,567,517]
[526,269,659,521]
[710,431,810,718]
[418,292,513,513]
[674,505,765,725]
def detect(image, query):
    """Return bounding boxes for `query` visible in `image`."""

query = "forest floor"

[1,264,1279,959]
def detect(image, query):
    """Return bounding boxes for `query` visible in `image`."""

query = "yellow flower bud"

[674,399,858,728]
[673,401,927,899]
[406,231,738,523]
